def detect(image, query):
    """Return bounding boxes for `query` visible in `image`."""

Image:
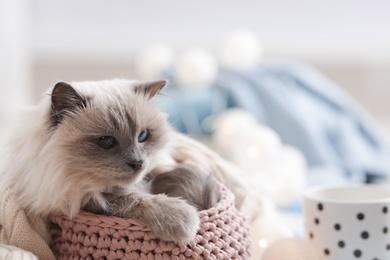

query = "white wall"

[32,0,390,63]
[0,0,32,148]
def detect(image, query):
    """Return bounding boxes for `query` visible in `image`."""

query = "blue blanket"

[158,61,390,185]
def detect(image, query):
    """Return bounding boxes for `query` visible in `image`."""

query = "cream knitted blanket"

[0,184,55,260]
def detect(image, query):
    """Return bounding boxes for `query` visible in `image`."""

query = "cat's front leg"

[133,194,200,242]
[85,192,200,242]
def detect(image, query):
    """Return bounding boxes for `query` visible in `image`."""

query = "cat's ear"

[134,80,167,99]
[50,82,86,125]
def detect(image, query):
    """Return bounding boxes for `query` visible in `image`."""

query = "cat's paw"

[147,196,200,242]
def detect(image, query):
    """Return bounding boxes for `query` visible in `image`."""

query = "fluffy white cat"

[1,79,249,242]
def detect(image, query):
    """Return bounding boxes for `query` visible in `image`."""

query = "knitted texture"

[49,185,251,259]
[0,184,56,260]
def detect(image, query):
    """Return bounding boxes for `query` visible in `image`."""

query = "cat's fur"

[1,79,254,243]
[1,79,204,242]
[151,165,220,211]
[82,164,219,241]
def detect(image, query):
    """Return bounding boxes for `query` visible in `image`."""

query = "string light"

[246,145,261,160]
[212,109,307,258]
[273,176,288,192]
[258,239,268,248]
[221,121,237,136]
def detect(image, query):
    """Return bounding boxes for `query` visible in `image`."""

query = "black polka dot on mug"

[338,240,345,248]
[353,249,362,258]
[324,248,330,256]
[361,231,369,239]
[383,206,388,214]
[357,213,365,221]
[334,223,341,231]
[318,203,323,211]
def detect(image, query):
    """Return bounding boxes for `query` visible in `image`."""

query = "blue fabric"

[158,86,235,136]
[158,61,390,185]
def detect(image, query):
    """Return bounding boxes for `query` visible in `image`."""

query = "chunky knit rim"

[49,184,251,260]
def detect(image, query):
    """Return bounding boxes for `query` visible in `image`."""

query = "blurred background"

[10,0,390,129]
[1,0,389,123]
[2,0,388,177]
[1,0,390,258]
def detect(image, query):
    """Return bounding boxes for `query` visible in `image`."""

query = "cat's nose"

[127,160,143,171]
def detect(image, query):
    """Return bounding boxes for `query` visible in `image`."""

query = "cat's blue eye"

[96,136,114,149]
[138,129,149,143]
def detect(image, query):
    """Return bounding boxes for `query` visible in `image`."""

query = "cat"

[82,163,220,240]
[150,164,220,211]
[1,79,206,242]
[1,79,253,243]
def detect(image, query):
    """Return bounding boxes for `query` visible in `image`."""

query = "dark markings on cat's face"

[49,80,169,187]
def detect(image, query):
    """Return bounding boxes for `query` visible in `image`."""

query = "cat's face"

[49,80,170,189]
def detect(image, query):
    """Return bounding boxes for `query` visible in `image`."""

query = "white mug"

[304,185,390,260]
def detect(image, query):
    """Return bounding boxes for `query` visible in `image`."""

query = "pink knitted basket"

[49,185,251,260]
